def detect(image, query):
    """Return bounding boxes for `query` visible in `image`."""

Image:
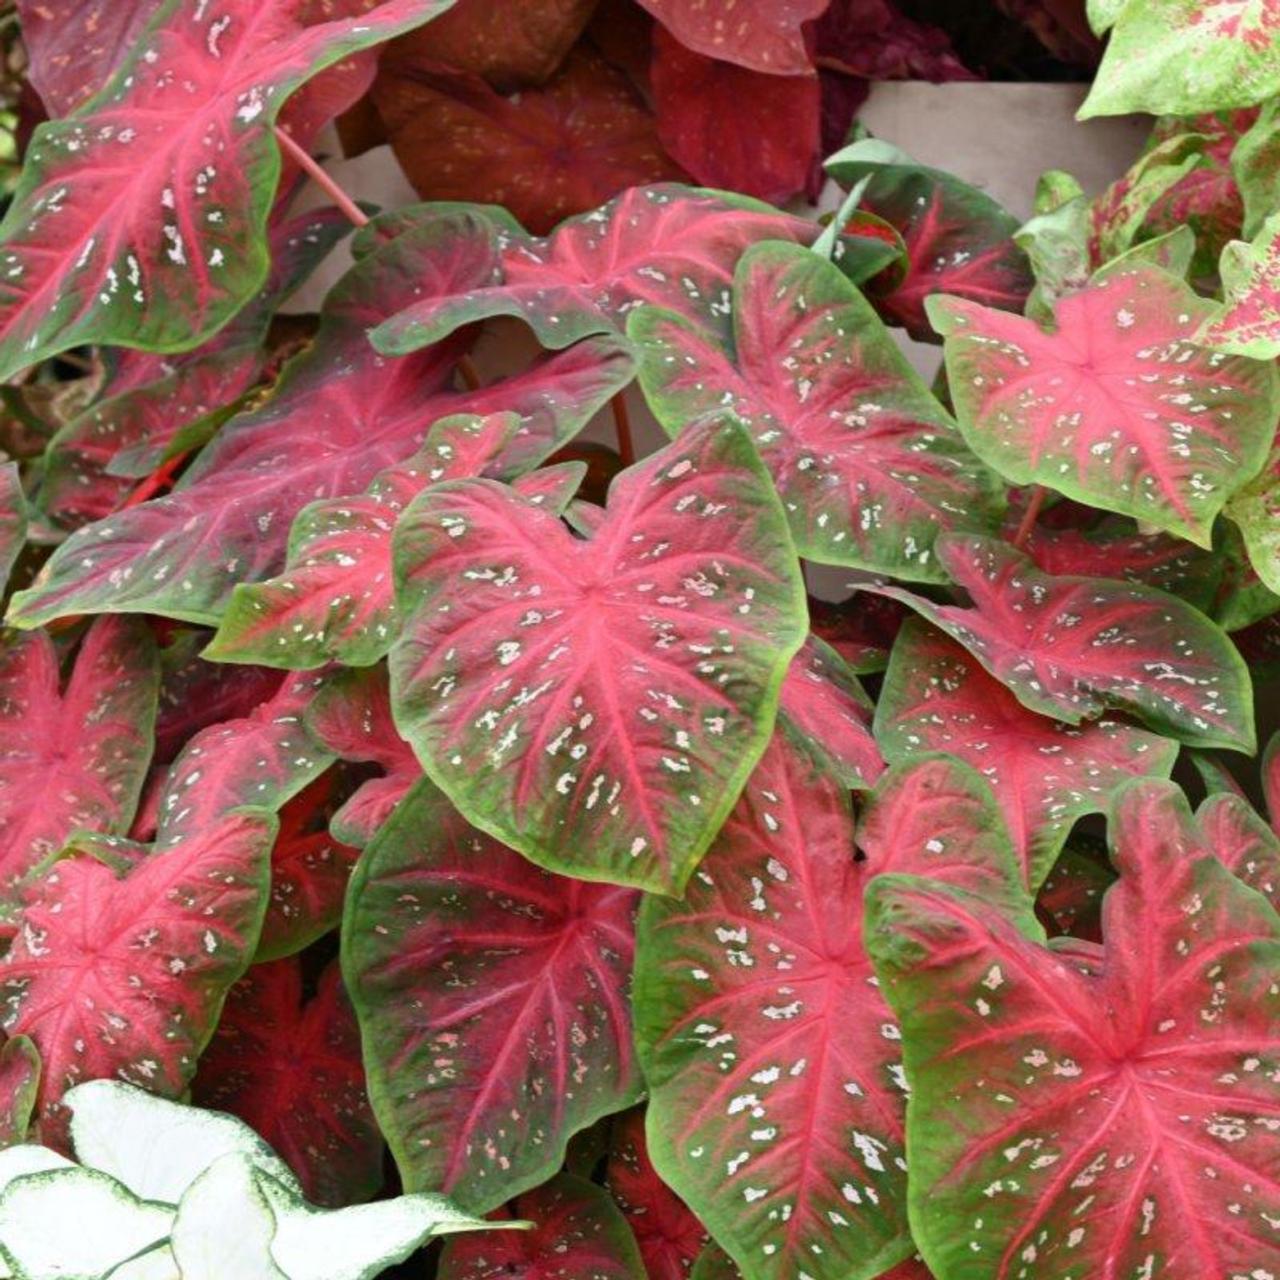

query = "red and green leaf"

[0,0,455,381]
[1197,790,1280,908]
[8,216,632,629]
[389,417,807,894]
[876,617,1178,888]
[1225,436,1280,596]
[192,957,382,1208]
[868,535,1255,751]
[634,746,1025,1280]
[1082,0,1280,118]
[0,463,27,590]
[438,1174,647,1279]
[826,142,1034,342]
[779,635,883,789]
[866,779,1280,1278]
[305,665,422,846]
[0,617,159,902]
[930,266,1280,546]
[631,241,1002,580]
[342,778,641,1212]
[0,1035,40,1146]
[204,413,579,670]
[370,185,816,354]
[606,1108,708,1280]
[0,807,274,1144]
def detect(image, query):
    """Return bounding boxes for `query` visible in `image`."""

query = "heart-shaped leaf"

[867,779,1280,1279]
[8,216,632,630]
[635,745,1025,1280]
[1197,791,1280,908]
[305,666,422,846]
[371,185,815,354]
[0,617,159,901]
[389,417,807,893]
[343,778,641,1212]
[438,1173,646,1280]
[0,808,274,1143]
[606,1109,708,1280]
[868,535,1255,751]
[1082,0,1280,118]
[0,0,455,381]
[192,959,381,1208]
[631,240,1003,580]
[876,617,1178,888]
[929,266,1280,545]
[825,141,1033,342]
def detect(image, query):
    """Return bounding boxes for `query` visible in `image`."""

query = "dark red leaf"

[811,0,975,81]
[650,29,819,205]
[192,957,382,1207]
[606,1108,707,1280]
[633,0,828,75]
[376,48,683,235]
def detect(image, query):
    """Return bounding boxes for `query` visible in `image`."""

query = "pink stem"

[1011,485,1047,551]
[273,126,369,229]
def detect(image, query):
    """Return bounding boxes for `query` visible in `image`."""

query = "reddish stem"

[457,354,482,391]
[118,450,192,511]
[273,126,369,229]
[1011,485,1047,551]
[611,392,635,467]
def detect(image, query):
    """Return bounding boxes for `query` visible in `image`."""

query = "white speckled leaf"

[929,268,1280,547]
[634,746,1026,1280]
[876,618,1178,889]
[388,417,807,893]
[866,779,1280,1279]
[0,0,455,381]
[631,242,1003,581]
[0,617,158,902]
[868,535,1255,752]
[343,778,641,1212]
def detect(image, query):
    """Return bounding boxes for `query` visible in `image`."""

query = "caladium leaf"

[1197,791,1280,908]
[632,0,827,74]
[1198,211,1280,359]
[370,185,815,354]
[631,240,1003,580]
[606,1108,708,1280]
[0,1036,40,1146]
[16,0,160,116]
[205,412,564,670]
[876,618,1179,888]
[866,778,1280,1279]
[8,217,633,630]
[374,48,682,236]
[305,666,421,846]
[1225,437,1280,596]
[152,673,332,848]
[0,808,274,1143]
[635,746,1025,1280]
[0,617,159,902]
[1081,0,1280,118]
[825,141,1033,342]
[389,417,807,893]
[1037,840,1114,942]
[0,0,457,382]
[256,773,359,960]
[0,463,26,591]
[342,778,641,1212]
[778,635,883,789]
[867,535,1255,751]
[649,27,819,205]
[438,1174,646,1280]
[1265,731,1280,833]
[192,959,382,1208]
[930,266,1279,546]
[39,208,354,529]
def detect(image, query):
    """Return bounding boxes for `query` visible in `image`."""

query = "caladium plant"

[0,4,1278,1278]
